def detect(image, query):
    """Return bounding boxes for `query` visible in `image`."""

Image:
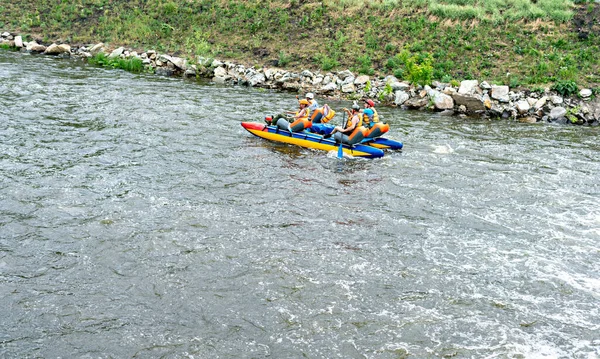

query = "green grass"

[1,0,598,88]
[88,52,145,73]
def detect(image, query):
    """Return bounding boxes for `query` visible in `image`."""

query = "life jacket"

[371,108,380,123]
[321,105,336,123]
[296,108,310,121]
[346,112,362,129]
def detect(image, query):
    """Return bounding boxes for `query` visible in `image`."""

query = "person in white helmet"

[305,92,319,111]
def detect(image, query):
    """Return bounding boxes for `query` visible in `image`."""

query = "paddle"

[337,109,348,159]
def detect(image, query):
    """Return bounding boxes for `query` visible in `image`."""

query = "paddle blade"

[337,143,343,159]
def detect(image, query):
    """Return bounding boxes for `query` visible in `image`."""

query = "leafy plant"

[278,51,291,67]
[552,80,578,96]
[405,53,433,86]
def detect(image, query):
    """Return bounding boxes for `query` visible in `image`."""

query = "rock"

[479,81,492,90]
[15,36,23,48]
[438,110,455,116]
[247,73,266,87]
[169,56,187,70]
[515,100,530,114]
[527,97,537,107]
[1,31,10,38]
[282,82,301,91]
[390,81,410,91]
[184,67,197,77]
[549,107,567,120]
[579,89,592,98]
[44,43,71,55]
[26,41,46,52]
[155,67,174,77]
[109,47,124,58]
[337,70,354,81]
[534,96,547,110]
[341,76,355,86]
[458,80,479,95]
[341,83,355,93]
[404,96,429,109]
[354,75,370,85]
[451,93,486,112]
[550,95,563,105]
[394,90,410,106]
[213,66,227,78]
[519,116,537,123]
[88,43,104,55]
[491,85,510,102]
[321,82,338,93]
[301,70,314,78]
[428,89,454,110]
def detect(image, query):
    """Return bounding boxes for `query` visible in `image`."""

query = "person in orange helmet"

[268,99,312,133]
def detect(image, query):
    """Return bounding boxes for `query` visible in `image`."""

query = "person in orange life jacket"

[323,103,367,145]
[362,99,380,128]
[362,99,389,138]
[270,99,312,133]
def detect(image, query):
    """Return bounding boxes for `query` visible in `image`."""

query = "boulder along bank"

[2,31,599,126]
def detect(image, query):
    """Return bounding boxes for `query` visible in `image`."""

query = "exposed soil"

[572,2,600,41]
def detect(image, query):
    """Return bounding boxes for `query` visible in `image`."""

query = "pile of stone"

[2,31,598,125]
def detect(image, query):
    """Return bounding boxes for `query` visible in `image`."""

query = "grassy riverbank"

[1,0,599,89]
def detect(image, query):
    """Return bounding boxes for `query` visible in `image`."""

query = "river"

[1,50,599,358]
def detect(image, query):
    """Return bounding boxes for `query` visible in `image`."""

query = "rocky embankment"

[2,31,599,125]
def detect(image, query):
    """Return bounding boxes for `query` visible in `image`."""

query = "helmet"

[351,103,360,111]
[299,99,310,105]
[365,99,375,107]
[305,93,314,99]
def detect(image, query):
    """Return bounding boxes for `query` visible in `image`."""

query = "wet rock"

[549,106,567,120]
[451,93,486,112]
[44,43,71,55]
[404,96,429,109]
[26,41,46,52]
[519,116,537,123]
[428,89,454,110]
[394,90,410,106]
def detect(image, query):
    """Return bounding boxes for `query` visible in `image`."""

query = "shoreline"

[2,31,599,126]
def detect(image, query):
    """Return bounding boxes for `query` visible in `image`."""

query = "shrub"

[406,53,433,86]
[552,80,578,96]
[278,51,291,67]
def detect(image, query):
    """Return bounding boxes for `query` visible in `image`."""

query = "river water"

[1,50,599,358]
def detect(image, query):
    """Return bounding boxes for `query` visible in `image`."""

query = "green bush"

[278,51,291,67]
[406,53,433,86]
[552,80,578,96]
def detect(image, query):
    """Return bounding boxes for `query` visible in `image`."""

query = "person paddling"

[269,99,312,133]
[324,103,367,145]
